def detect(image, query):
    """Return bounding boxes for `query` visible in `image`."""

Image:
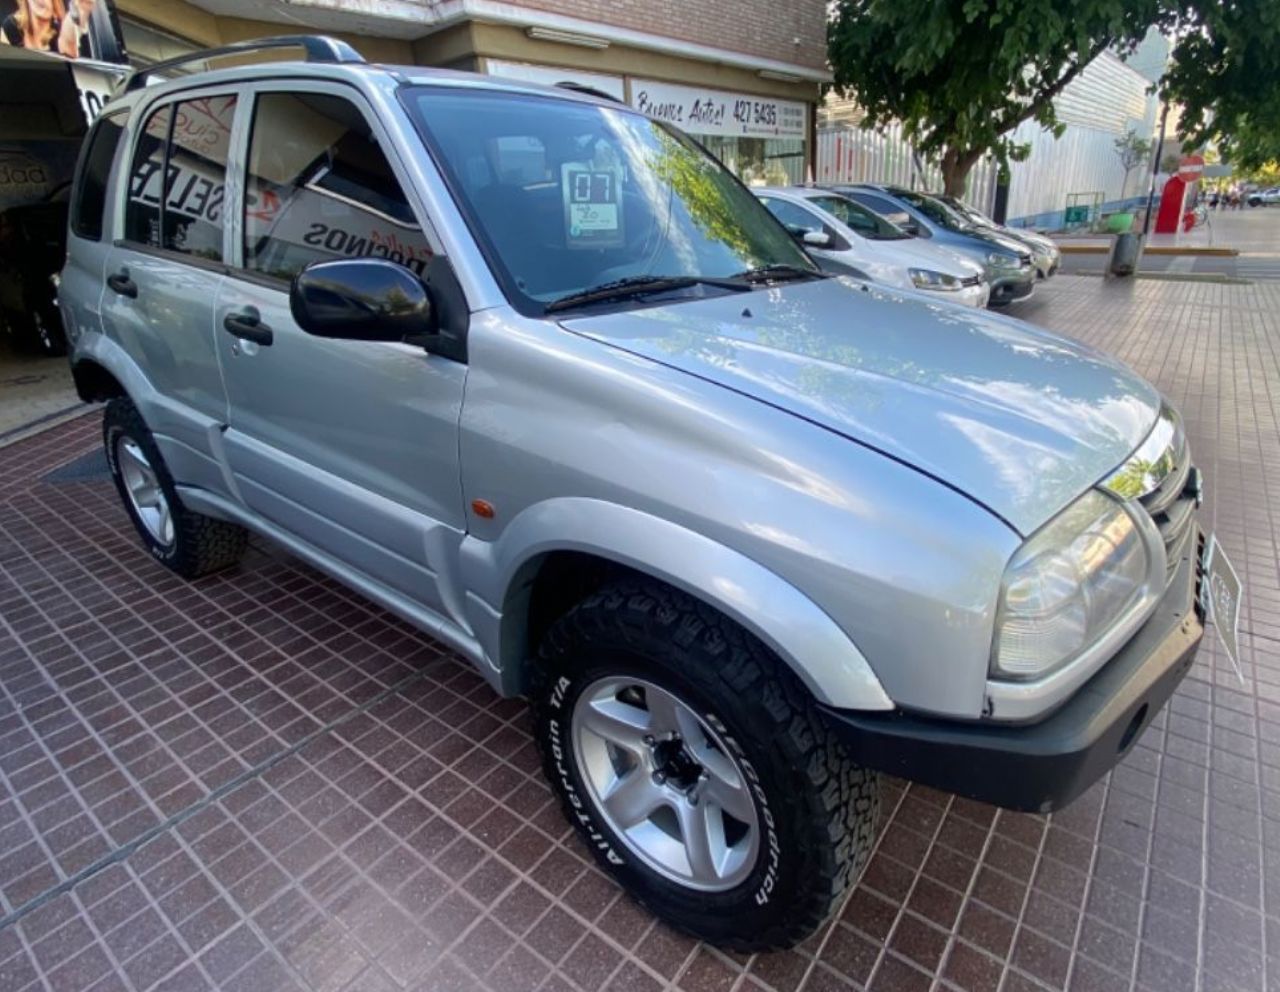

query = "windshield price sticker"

[562,163,623,248]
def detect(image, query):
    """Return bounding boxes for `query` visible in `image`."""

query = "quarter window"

[123,105,170,247]
[242,92,431,282]
[72,111,126,241]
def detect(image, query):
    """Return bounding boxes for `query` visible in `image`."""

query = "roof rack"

[123,35,364,93]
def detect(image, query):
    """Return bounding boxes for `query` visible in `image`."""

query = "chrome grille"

[1139,454,1200,585]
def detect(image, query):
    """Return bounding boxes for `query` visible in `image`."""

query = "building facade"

[114,0,828,184]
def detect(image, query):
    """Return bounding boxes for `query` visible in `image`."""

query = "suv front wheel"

[533,580,879,951]
[104,397,249,578]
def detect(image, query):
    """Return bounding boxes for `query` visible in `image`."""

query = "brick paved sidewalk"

[1,274,1278,992]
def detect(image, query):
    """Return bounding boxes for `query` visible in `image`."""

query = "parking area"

[2,272,1279,992]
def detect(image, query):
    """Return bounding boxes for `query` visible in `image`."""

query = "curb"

[0,403,95,450]
[1065,270,1250,285]
[1057,244,1240,257]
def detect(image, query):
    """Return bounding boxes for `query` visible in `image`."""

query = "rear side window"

[848,192,915,229]
[242,91,431,282]
[72,112,126,241]
[162,97,236,260]
[122,96,236,261]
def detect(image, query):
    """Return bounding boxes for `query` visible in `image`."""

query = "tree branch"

[993,38,1112,135]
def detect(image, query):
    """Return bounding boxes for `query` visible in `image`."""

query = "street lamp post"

[1142,101,1170,237]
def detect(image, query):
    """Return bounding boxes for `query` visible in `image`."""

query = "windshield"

[403,87,815,314]
[895,190,973,231]
[808,194,909,240]
[940,196,994,227]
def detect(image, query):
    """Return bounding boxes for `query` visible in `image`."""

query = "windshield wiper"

[730,264,825,284]
[544,275,750,313]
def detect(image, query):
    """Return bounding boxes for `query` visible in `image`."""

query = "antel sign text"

[629,80,806,141]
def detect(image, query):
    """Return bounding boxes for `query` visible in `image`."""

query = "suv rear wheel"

[104,398,248,578]
[532,580,879,951]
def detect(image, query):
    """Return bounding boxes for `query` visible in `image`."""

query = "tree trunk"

[940,147,983,196]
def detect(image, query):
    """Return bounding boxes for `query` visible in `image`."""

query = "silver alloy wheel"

[115,437,174,547]
[571,676,760,891]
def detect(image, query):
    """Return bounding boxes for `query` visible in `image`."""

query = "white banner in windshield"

[629,80,806,140]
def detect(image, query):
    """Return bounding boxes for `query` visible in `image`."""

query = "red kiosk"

[1154,155,1205,233]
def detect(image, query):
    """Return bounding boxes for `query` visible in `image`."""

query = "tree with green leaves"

[1162,0,1280,174]
[1115,129,1153,197]
[827,0,1280,196]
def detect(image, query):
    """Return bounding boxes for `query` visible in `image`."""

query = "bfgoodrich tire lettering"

[532,580,880,951]
[103,398,248,579]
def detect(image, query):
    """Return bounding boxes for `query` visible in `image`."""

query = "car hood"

[561,277,1160,535]
[870,236,985,278]
[978,224,1056,256]
[968,227,1031,258]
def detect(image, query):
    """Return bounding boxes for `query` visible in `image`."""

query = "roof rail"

[123,35,364,93]
[554,81,622,103]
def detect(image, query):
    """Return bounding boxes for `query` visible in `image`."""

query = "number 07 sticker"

[562,162,623,248]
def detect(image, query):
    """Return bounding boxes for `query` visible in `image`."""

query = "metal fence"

[814,124,999,214]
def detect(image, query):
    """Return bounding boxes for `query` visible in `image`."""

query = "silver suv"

[63,37,1219,950]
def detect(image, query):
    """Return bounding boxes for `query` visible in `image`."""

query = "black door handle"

[107,271,137,298]
[223,309,273,347]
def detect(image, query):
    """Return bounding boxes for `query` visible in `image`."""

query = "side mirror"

[802,230,833,248]
[291,258,435,343]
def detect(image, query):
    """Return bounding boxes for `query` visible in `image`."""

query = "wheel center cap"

[652,738,702,789]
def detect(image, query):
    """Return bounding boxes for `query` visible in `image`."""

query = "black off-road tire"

[532,580,880,951]
[103,397,248,579]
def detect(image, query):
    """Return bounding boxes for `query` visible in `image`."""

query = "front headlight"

[991,491,1151,680]
[987,252,1018,270]
[909,268,961,291]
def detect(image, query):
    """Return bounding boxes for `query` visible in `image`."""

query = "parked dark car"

[935,194,1061,279]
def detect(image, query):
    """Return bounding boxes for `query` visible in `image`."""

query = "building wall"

[504,0,827,73]
[115,0,415,63]
[117,0,823,181]
[455,22,818,101]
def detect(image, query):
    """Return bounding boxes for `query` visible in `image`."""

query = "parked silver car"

[63,37,1226,950]
[756,187,990,306]
[830,184,1037,306]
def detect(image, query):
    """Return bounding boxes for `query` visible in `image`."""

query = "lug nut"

[643,735,655,746]
[653,770,666,784]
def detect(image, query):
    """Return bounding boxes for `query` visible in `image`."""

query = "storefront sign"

[629,80,806,140]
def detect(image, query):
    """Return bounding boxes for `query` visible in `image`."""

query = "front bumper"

[987,270,1035,305]
[822,531,1204,812]
[953,281,991,308]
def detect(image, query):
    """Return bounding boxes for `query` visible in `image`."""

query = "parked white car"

[757,188,991,307]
